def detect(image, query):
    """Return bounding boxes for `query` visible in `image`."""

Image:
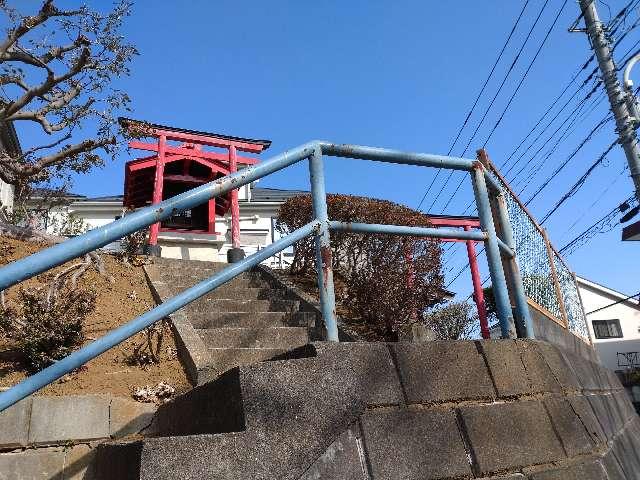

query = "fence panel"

[553,253,590,340]
[486,160,589,340]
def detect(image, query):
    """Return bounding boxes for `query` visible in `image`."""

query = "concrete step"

[188,311,317,329]
[189,311,289,329]
[199,327,309,349]
[207,347,289,373]
[161,286,284,301]
[186,298,298,313]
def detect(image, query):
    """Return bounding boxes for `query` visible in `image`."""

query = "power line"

[585,290,640,314]
[425,0,553,212]
[523,113,612,206]
[539,139,617,224]
[482,0,570,148]
[414,0,532,212]
[558,195,636,256]
[559,165,628,239]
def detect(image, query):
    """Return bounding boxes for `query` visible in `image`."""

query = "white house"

[28,184,304,265]
[577,276,640,389]
[0,122,21,211]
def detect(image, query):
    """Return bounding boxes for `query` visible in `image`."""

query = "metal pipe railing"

[0,140,538,413]
[0,221,320,411]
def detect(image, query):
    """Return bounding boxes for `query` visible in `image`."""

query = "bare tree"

[0,0,136,202]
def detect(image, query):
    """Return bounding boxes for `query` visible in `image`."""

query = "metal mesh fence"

[488,164,589,341]
[553,253,589,340]
[501,188,563,320]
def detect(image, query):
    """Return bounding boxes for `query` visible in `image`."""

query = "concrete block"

[612,426,640,480]
[29,395,111,445]
[361,409,471,480]
[561,351,602,391]
[543,397,594,456]
[0,448,65,480]
[0,397,31,448]
[390,341,495,404]
[63,444,96,480]
[601,449,627,480]
[586,394,621,441]
[299,425,365,480]
[479,340,560,397]
[109,397,156,438]
[460,400,565,474]
[529,459,607,480]
[613,391,638,424]
[533,341,581,392]
[567,395,606,445]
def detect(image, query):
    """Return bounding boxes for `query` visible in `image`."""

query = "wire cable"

[414,0,531,212]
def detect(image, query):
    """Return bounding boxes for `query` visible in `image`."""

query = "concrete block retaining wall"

[95,339,640,479]
[0,394,155,480]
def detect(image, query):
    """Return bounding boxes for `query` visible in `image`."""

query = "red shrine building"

[117,118,303,262]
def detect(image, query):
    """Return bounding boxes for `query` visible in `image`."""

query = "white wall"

[37,200,283,265]
[0,179,13,210]
[579,280,640,372]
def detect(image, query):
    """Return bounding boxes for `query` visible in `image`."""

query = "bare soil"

[0,236,192,398]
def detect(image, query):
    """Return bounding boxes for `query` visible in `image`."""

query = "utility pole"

[578,0,640,203]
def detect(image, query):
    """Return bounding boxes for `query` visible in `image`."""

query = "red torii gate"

[119,118,271,260]
[428,215,490,339]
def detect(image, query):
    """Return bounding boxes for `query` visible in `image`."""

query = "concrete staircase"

[144,258,318,384]
[93,340,640,480]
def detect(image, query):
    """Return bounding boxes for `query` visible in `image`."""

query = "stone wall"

[94,340,640,479]
[0,394,155,480]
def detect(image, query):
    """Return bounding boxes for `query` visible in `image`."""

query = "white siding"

[37,200,283,265]
[579,279,640,372]
[0,179,13,210]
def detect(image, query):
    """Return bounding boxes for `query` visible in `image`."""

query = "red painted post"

[207,198,216,234]
[148,134,167,247]
[229,145,240,249]
[465,226,490,339]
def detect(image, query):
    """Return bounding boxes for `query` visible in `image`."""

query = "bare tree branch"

[0,1,80,58]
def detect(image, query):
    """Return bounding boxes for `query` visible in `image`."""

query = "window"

[593,319,623,339]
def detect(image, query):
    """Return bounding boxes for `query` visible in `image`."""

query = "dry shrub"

[276,194,445,340]
[0,286,96,372]
[118,230,147,265]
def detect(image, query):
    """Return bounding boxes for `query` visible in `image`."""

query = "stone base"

[226,248,245,263]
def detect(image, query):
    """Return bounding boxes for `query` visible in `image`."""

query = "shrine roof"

[119,117,272,149]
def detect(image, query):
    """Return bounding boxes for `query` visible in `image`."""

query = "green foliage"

[424,301,478,340]
[276,194,445,340]
[0,287,95,372]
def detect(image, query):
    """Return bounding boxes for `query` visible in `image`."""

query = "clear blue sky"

[49,1,640,297]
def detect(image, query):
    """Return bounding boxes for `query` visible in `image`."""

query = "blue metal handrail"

[0,140,533,412]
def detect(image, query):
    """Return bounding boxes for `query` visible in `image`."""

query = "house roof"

[576,276,640,308]
[28,188,86,200]
[119,117,272,149]
[249,187,308,202]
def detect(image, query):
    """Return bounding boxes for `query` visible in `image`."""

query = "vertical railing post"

[465,228,490,339]
[542,229,569,327]
[227,145,245,263]
[572,271,594,345]
[495,194,534,338]
[471,165,516,338]
[147,134,166,256]
[309,145,339,341]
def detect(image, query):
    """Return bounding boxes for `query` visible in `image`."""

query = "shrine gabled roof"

[119,117,271,149]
